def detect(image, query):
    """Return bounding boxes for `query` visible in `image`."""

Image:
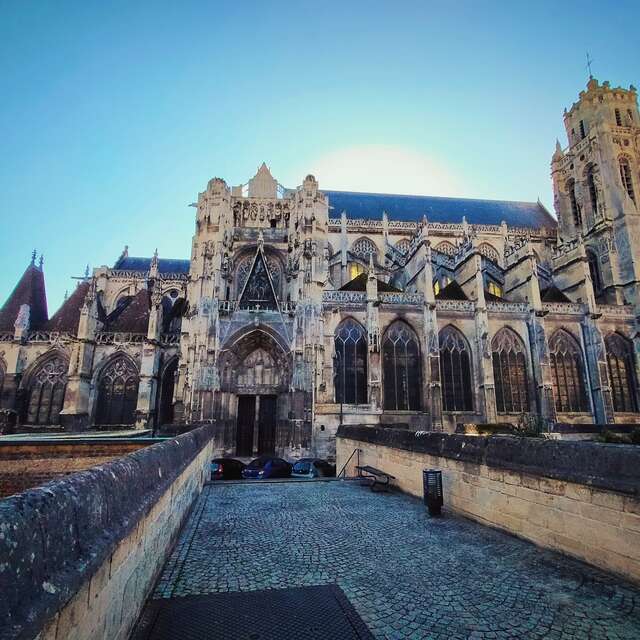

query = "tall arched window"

[586,249,602,297]
[491,328,529,413]
[586,166,599,215]
[25,355,68,425]
[439,326,473,412]
[334,319,367,404]
[382,321,421,411]
[566,179,581,228]
[619,157,636,203]
[605,334,638,413]
[95,357,139,425]
[549,330,589,413]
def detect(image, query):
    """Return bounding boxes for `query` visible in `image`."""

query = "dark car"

[241,456,292,480]
[210,458,246,481]
[291,458,336,479]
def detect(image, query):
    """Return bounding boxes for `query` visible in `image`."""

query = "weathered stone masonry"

[0,424,214,640]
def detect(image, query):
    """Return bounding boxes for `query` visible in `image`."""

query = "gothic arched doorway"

[218,329,291,457]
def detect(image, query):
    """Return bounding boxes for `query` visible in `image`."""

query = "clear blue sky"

[1,0,639,312]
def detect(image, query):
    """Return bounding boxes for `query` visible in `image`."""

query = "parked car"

[291,458,336,479]
[210,458,246,481]
[241,456,292,479]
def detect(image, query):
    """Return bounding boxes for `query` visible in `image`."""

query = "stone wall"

[0,424,214,640]
[0,439,161,498]
[337,426,640,583]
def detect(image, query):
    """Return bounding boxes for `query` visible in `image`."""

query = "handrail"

[337,447,360,479]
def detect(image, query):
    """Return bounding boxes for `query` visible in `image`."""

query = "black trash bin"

[422,469,443,516]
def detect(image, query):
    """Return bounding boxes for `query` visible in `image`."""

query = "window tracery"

[491,328,529,414]
[478,243,500,264]
[395,239,411,255]
[549,330,589,413]
[434,241,456,256]
[382,321,421,411]
[351,238,377,261]
[334,319,368,404]
[236,253,281,298]
[439,326,473,412]
[605,334,638,413]
[25,355,68,425]
[95,357,139,425]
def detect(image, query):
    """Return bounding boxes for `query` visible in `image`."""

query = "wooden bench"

[355,465,396,492]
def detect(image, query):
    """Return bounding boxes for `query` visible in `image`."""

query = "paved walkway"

[151,481,640,639]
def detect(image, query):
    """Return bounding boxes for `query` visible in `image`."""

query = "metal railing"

[337,447,360,479]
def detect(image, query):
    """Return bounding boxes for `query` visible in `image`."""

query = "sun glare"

[304,145,462,197]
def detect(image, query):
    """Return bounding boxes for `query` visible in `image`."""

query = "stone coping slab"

[337,425,640,496]
[0,423,214,640]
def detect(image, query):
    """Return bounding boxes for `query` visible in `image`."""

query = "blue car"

[241,456,292,480]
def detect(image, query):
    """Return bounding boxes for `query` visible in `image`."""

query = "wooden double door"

[236,395,277,456]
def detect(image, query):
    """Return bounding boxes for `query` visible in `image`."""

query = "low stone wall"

[0,424,214,640]
[337,426,640,584]
[0,439,163,498]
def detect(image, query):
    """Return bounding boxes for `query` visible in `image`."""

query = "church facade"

[1,78,640,460]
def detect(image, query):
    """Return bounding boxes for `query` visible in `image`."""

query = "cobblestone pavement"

[151,481,640,639]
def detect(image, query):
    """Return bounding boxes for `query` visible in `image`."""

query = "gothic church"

[1,78,640,460]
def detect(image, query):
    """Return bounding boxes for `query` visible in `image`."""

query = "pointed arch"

[434,241,456,256]
[23,350,69,425]
[439,325,473,412]
[491,327,530,413]
[548,329,589,413]
[157,356,179,425]
[478,243,500,264]
[235,248,282,301]
[566,178,581,228]
[334,318,368,405]
[95,354,139,426]
[585,164,599,215]
[619,156,636,203]
[605,333,638,413]
[586,248,602,297]
[351,237,377,261]
[382,320,422,411]
[237,249,279,311]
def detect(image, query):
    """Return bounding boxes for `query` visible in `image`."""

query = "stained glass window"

[439,326,473,412]
[95,357,139,425]
[334,319,367,404]
[239,253,278,310]
[605,334,638,413]
[383,321,421,410]
[549,330,589,413]
[491,328,529,414]
[25,355,68,425]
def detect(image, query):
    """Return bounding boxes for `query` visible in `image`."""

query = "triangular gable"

[238,249,279,311]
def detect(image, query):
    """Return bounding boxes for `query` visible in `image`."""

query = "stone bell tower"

[551,77,640,305]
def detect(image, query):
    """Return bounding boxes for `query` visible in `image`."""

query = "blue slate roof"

[113,257,190,273]
[324,190,556,229]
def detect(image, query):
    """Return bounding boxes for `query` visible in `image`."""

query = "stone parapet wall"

[0,425,214,640]
[337,426,640,584]
[0,439,162,498]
